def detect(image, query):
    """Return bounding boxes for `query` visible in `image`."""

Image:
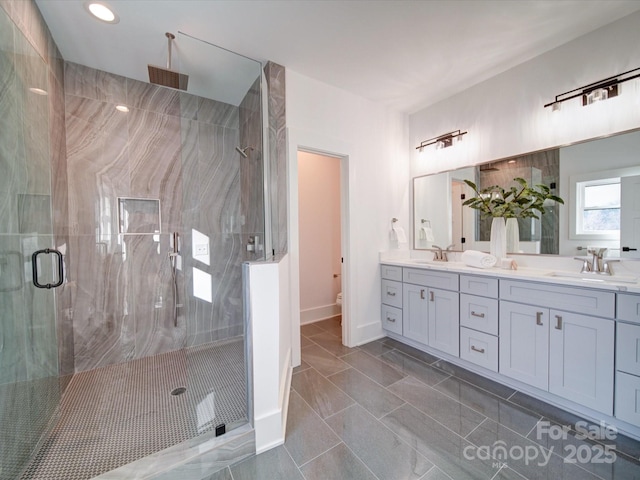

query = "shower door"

[0,6,62,478]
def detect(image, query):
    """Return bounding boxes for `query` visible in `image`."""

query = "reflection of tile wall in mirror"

[117,197,161,234]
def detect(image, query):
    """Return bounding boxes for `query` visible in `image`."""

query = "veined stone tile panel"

[70,234,134,372]
[179,91,199,121]
[65,96,130,236]
[128,107,183,233]
[0,234,28,385]
[50,68,70,237]
[0,22,28,234]
[126,234,186,359]
[198,96,239,129]
[184,233,243,344]
[238,77,264,240]
[191,122,240,235]
[265,61,286,255]
[127,77,181,117]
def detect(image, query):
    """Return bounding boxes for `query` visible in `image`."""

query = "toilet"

[336,292,342,307]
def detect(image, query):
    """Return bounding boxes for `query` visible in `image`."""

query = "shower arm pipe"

[166,32,175,70]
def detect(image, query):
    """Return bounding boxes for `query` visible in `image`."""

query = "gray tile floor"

[208,317,640,479]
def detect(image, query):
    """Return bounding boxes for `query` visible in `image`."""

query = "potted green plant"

[462,177,564,259]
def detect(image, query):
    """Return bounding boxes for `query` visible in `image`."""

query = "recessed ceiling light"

[29,87,48,96]
[84,2,120,24]
[115,105,129,112]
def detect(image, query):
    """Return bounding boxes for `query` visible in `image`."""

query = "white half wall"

[245,257,292,454]
[286,70,410,359]
[410,11,640,178]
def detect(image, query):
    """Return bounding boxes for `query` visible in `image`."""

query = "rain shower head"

[148,32,189,91]
[235,146,253,158]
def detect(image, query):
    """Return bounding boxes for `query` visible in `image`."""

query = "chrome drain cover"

[171,386,187,396]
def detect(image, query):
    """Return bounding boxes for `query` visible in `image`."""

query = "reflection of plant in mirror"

[463,177,564,219]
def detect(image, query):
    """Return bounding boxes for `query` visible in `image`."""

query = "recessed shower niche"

[117,197,161,234]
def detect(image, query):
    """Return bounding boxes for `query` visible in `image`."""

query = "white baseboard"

[355,320,385,346]
[300,304,341,325]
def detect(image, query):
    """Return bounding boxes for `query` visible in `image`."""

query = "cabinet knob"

[471,311,485,318]
[430,291,434,302]
[386,316,396,323]
[536,311,543,326]
[387,291,396,297]
[420,289,425,300]
[471,345,485,354]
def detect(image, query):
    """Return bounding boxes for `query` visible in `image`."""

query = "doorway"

[297,151,343,338]
[288,140,351,367]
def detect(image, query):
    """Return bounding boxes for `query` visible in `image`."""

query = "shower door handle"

[32,248,64,289]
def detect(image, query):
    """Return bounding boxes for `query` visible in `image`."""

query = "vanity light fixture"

[415,129,467,152]
[544,66,640,110]
[84,1,120,24]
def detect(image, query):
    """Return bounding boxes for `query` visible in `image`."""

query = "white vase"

[490,217,507,261]
[505,218,520,254]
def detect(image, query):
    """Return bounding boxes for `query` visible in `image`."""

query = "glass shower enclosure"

[0,6,264,477]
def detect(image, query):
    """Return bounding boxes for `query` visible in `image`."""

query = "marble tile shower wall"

[0,1,71,477]
[478,149,560,254]
[64,62,258,370]
[265,62,287,255]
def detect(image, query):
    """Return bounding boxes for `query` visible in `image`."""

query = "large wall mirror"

[413,129,640,257]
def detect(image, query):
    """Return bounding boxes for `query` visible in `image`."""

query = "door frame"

[287,128,353,366]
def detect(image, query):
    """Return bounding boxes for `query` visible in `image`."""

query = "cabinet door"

[499,301,549,390]
[403,283,428,344]
[549,311,614,415]
[428,288,459,356]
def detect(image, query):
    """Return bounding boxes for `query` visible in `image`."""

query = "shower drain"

[171,386,187,396]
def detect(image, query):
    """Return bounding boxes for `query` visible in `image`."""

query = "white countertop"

[380,255,640,294]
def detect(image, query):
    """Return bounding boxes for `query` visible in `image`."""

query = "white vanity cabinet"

[381,265,459,355]
[499,302,549,390]
[459,275,499,371]
[548,310,614,415]
[615,295,640,426]
[499,281,615,415]
[381,266,403,335]
[428,287,460,356]
[381,263,623,423]
[403,268,459,356]
[402,283,428,344]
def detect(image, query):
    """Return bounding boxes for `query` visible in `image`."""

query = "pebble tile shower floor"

[20,338,247,480]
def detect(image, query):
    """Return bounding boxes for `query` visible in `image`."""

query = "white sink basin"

[547,271,638,284]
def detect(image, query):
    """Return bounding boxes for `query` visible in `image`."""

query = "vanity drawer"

[381,279,402,308]
[381,304,402,335]
[460,327,498,372]
[403,267,459,291]
[460,294,499,335]
[460,275,498,298]
[499,279,615,318]
[617,293,640,324]
[615,371,640,427]
[381,264,403,282]
[617,322,640,376]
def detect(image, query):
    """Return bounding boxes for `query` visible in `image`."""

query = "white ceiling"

[36,0,640,113]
